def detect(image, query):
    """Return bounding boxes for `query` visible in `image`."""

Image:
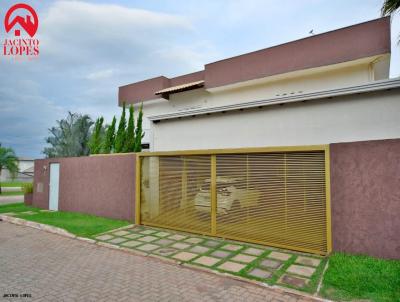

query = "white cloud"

[38,1,193,66]
[85,69,115,80]
[0,1,215,157]
[1,0,396,158]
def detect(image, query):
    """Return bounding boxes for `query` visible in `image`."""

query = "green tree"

[88,116,104,154]
[0,144,19,194]
[124,105,135,152]
[102,116,116,154]
[114,103,127,153]
[382,0,400,43]
[134,103,145,152]
[43,112,94,158]
[381,0,400,15]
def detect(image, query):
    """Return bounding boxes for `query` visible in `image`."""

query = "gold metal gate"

[136,145,331,255]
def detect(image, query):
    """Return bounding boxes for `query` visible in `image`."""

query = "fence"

[136,145,331,255]
[30,139,400,259]
[33,154,136,220]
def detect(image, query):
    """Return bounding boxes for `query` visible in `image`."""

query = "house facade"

[118,17,398,152]
[114,16,400,258]
[30,16,400,260]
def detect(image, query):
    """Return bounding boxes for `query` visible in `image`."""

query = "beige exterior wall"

[151,89,400,151]
[135,57,394,150]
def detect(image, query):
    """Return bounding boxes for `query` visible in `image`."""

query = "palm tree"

[382,0,400,44]
[381,0,400,16]
[0,144,19,194]
[43,112,94,157]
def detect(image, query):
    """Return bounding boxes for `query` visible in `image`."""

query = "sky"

[0,0,399,158]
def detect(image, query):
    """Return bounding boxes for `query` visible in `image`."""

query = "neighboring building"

[0,157,34,182]
[118,17,399,152]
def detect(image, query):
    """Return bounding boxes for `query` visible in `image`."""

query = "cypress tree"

[88,117,104,154]
[124,105,135,152]
[134,103,144,152]
[114,103,127,153]
[102,116,116,154]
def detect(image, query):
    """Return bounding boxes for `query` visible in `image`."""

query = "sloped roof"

[155,80,204,97]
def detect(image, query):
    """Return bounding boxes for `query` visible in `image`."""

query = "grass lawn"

[321,252,400,302]
[0,181,26,187]
[0,191,24,196]
[15,210,130,237]
[0,181,25,195]
[0,202,40,214]
[0,203,131,237]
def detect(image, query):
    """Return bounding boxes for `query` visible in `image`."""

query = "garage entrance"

[136,146,331,255]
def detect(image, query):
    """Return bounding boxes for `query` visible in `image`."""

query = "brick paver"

[243,247,264,256]
[260,259,283,270]
[95,234,114,241]
[268,251,292,261]
[113,230,130,236]
[287,265,316,277]
[295,256,321,267]
[0,223,320,302]
[221,244,242,251]
[203,240,220,247]
[231,254,257,263]
[218,261,246,273]
[193,256,220,267]
[121,240,142,248]
[248,268,272,279]
[280,274,310,288]
[108,237,128,244]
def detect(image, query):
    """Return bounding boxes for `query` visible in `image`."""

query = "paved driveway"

[0,195,23,205]
[0,223,320,302]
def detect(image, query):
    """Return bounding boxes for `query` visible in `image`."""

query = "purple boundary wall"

[31,139,400,259]
[330,139,400,259]
[33,154,136,221]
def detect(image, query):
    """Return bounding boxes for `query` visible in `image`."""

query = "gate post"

[324,145,332,253]
[180,157,188,209]
[211,155,217,235]
[135,154,141,225]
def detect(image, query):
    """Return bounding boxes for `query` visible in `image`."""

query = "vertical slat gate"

[138,146,330,255]
[215,152,327,254]
[140,155,211,235]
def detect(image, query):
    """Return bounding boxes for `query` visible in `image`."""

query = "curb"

[316,259,329,296]
[0,214,76,238]
[0,216,332,302]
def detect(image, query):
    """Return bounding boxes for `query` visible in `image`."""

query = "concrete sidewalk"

[0,195,23,205]
[1,187,22,192]
[0,222,320,302]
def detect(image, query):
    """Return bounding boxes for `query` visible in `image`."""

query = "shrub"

[114,103,127,153]
[102,116,116,154]
[134,103,144,152]
[22,183,33,194]
[124,105,135,152]
[89,117,104,154]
